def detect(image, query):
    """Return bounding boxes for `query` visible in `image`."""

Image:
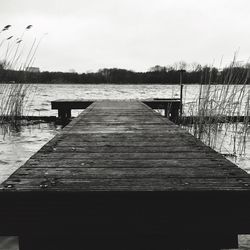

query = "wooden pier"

[1,100,250,250]
[51,98,181,122]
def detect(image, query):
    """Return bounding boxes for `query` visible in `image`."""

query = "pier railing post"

[179,69,185,120]
[180,84,183,118]
[58,108,71,120]
[164,102,181,123]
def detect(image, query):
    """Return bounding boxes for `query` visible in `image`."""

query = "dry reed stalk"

[183,59,250,158]
[0,25,40,130]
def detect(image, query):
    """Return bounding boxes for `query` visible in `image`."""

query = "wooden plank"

[13,166,247,179]
[25,158,239,168]
[3,177,250,192]
[30,152,225,160]
[49,140,206,147]
[40,145,214,153]
[53,133,195,141]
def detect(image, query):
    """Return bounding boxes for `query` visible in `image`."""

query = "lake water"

[0,83,249,250]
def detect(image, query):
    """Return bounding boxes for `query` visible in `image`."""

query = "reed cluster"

[0,25,39,127]
[183,58,250,158]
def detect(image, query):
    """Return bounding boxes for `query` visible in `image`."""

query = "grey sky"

[0,0,250,72]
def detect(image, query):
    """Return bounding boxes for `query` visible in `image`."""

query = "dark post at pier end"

[178,69,186,118]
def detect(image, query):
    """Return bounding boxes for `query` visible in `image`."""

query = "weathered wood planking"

[0,100,250,249]
[3,99,249,191]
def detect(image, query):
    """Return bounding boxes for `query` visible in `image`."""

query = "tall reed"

[0,25,40,128]
[183,58,250,158]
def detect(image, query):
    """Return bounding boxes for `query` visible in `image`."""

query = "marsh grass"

[183,59,250,158]
[0,25,40,130]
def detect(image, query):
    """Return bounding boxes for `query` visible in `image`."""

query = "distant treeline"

[0,64,249,84]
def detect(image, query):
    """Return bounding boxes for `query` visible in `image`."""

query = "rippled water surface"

[0,122,61,183]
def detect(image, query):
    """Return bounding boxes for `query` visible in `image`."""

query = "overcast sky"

[0,0,250,73]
